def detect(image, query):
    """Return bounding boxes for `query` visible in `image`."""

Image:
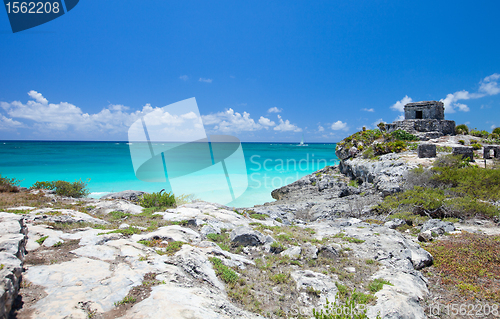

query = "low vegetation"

[138,190,176,209]
[375,155,500,219]
[422,232,500,303]
[31,179,90,198]
[0,174,21,193]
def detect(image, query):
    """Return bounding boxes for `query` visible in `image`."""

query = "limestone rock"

[421,219,455,234]
[100,190,147,202]
[300,243,318,259]
[230,227,266,246]
[281,246,301,259]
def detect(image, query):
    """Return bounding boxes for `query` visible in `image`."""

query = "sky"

[0,1,499,142]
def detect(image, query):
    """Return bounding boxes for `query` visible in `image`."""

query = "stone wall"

[404,101,445,120]
[452,146,474,162]
[386,119,455,136]
[417,144,436,158]
[484,146,500,159]
[0,213,27,319]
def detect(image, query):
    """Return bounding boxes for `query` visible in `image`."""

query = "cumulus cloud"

[199,78,213,83]
[318,125,324,132]
[395,114,405,121]
[0,91,202,137]
[330,120,348,131]
[258,116,276,128]
[361,108,375,112]
[274,115,302,132]
[267,107,282,113]
[391,95,413,112]
[0,114,24,130]
[179,75,189,81]
[27,90,48,104]
[441,73,500,113]
[201,108,261,133]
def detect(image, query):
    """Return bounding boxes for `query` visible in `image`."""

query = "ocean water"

[0,141,338,207]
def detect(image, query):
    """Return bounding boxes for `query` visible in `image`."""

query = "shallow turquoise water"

[0,141,338,207]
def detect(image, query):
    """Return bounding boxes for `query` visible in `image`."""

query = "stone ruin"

[385,101,455,140]
[484,145,500,159]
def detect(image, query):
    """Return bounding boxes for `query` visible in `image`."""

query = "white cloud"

[361,108,375,112]
[199,78,213,83]
[258,116,275,128]
[491,124,497,130]
[441,73,500,113]
[267,107,282,113]
[274,115,302,132]
[395,114,404,121]
[202,108,261,133]
[0,91,190,137]
[479,73,500,95]
[318,125,324,132]
[27,90,48,104]
[391,95,413,112]
[0,114,24,130]
[179,75,189,81]
[330,120,348,131]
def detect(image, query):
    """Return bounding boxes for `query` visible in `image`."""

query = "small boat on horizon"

[297,134,308,146]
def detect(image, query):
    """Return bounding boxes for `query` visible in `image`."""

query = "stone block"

[452,146,474,161]
[417,144,436,158]
[483,146,500,159]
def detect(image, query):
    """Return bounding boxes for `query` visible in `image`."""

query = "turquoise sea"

[0,141,338,207]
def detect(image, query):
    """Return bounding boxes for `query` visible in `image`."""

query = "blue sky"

[0,1,499,142]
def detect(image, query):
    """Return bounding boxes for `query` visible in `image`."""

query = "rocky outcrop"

[100,190,147,202]
[338,154,419,196]
[0,213,28,319]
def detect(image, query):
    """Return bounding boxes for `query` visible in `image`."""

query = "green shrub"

[455,124,469,135]
[336,130,382,153]
[348,180,359,188]
[209,257,238,284]
[373,141,406,155]
[138,190,176,208]
[367,278,393,293]
[250,213,266,220]
[361,146,375,159]
[390,129,419,141]
[36,236,49,245]
[458,140,465,145]
[31,179,90,198]
[471,143,482,150]
[0,174,21,193]
[313,289,380,319]
[470,129,489,138]
[493,127,500,135]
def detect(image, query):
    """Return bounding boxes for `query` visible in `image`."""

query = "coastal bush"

[209,257,238,284]
[0,174,21,193]
[390,129,419,141]
[470,129,489,138]
[367,278,392,293]
[138,190,176,208]
[493,127,500,135]
[458,140,465,145]
[313,289,380,319]
[336,129,382,153]
[372,141,406,155]
[471,143,482,150]
[455,124,469,135]
[31,179,90,198]
[377,155,500,219]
